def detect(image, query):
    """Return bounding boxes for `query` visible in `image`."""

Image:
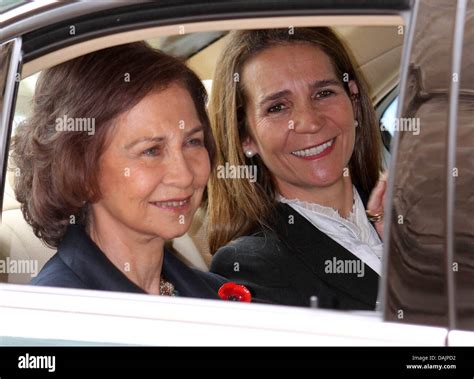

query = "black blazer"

[31,224,226,299]
[210,193,380,310]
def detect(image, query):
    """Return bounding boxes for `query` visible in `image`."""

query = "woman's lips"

[149,196,191,212]
[291,138,335,161]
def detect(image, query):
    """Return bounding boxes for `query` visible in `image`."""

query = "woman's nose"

[162,151,194,189]
[293,104,325,134]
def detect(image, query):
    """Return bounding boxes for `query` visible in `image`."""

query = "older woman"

[12,42,226,298]
[208,28,386,309]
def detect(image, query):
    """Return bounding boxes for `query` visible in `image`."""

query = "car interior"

[0,21,404,285]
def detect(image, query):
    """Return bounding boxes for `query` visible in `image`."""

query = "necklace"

[160,277,175,296]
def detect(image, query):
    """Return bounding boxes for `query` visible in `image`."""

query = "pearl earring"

[354,120,359,128]
[245,150,254,158]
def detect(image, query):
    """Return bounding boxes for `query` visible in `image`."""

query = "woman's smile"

[149,195,192,212]
[290,137,336,160]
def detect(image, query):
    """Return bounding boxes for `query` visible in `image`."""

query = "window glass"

[380,97,399,136]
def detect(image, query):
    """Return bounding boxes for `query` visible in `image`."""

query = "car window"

[2,25,403,290]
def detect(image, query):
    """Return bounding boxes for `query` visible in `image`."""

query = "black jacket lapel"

[272,203,379,307]
[58,225,222,299]
[58,225,145,293]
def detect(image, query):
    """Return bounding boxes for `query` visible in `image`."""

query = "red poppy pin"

[218,282,252,302]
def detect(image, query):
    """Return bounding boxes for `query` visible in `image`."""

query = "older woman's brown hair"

[11,42,215,248]
[207,27,382,253]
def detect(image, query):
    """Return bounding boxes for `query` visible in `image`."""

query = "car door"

[1,0,472,353]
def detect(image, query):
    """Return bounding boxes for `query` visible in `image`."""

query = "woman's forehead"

[242,45,338,98]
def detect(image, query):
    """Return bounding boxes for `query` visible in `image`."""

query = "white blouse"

[277,186,383,275]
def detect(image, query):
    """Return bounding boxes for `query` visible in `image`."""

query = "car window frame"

[0,6,406,306]
[0,37,22,217]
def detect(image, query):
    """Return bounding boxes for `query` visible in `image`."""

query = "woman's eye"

[314,89,334,99]
[267,103,287,114]
[143,147,160,157]
[187,138,204,147]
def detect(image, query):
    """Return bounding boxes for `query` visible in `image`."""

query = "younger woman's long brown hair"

[207,27,381,254]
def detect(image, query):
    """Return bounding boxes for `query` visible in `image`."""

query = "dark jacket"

[31,224,226,299]
[210,192,380,310]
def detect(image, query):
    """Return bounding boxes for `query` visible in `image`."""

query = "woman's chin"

[153,225,190,241]
[304,173,345,188]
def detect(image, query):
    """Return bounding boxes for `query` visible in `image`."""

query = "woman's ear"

[242,136,258,158]
[348,80,359,97]
[349,80,359,94]
[348,80,360,119]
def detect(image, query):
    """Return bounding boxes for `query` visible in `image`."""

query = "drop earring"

[245,150,254,158]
